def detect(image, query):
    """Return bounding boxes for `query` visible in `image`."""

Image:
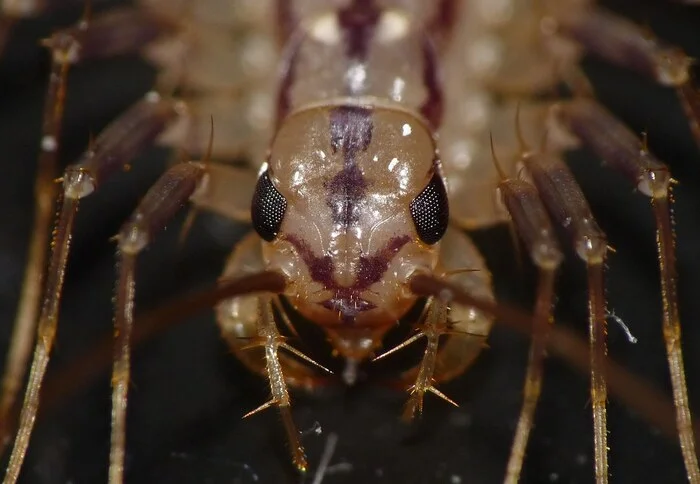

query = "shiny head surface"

[252,103,448,359]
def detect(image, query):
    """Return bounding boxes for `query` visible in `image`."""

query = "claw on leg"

[376,299,456,423]
[243,399,277,419]
[402,382,459,422]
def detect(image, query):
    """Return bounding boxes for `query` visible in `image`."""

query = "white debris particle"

[144,90,161,103]
[449,411,472,428]
[312,433,339,484]
[303,421,323,437]
[41,135,57,152]
[575,453,588,465]
[326,462,353,475]
[549,472,560,482]
[607,310,638,343]
[450,475,462,484]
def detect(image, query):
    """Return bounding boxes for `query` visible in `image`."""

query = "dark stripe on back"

[276,0,295,46]
[338,0,381,60]
[430,0,459,40]
[420,38,444,128]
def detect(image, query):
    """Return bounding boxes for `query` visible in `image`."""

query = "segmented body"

[0,0,699,483]
[149,0,583,385]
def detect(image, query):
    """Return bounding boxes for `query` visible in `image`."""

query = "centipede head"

[250,104,449,360]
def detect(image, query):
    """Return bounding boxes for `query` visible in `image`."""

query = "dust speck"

[448,411,472,428]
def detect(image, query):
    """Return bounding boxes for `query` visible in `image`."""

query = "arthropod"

[0,0,699,482]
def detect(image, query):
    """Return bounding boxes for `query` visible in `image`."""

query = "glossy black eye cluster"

[410,172,449,245]
[251,170,287,241]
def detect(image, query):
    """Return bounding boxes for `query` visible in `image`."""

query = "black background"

[0,1,700,483]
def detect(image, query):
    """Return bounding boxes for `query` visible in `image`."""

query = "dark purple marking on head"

[285,234,335,287]
[321,296,376,324]
[420,38,444,129]
[355,235,411,289]
[325,163,366,226]
[330,106,373,155]
[285,234,411,324]
[337,0,381,60]
[325,106,373,226]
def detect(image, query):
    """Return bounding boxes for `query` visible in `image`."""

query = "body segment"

[0,1,699,483]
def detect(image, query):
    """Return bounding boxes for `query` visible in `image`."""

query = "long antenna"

[489,132,507,181]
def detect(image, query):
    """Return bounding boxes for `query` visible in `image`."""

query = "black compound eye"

[410,172,449,245]
[251,169,287,241]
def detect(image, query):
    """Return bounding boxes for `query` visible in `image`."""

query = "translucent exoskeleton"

[0,0,699,483]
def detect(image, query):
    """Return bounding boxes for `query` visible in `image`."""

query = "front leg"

[400,298,457,421]
[245,296,309,472]
[374,228,494,419]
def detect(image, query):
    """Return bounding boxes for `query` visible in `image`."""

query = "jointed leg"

[398,298,457,421]
[3,93,181,484]
[2,6,178,476]
[553,5,700,151]
[225,251,331,473]
[0,4,103,450]
[191,163,332,471]
[217,232,332,391]
[110,161,208,483]
[214,230,331,472]
[494,161,562,484]
[109,159,296,482]
[519,150,610,484]
[0,15,74,451]
[407,272,700,458]
[374,228,493,419]
[552,98,700,482]
[243,297,311,472]
[545,7,700,478]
